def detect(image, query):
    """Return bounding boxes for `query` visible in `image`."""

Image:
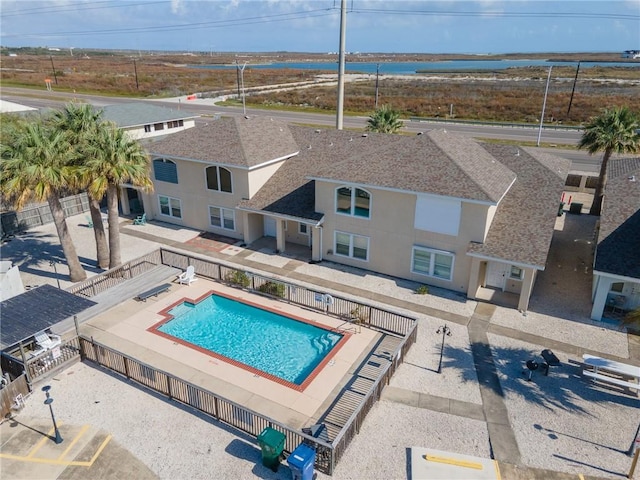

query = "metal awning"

[0,284,96,350]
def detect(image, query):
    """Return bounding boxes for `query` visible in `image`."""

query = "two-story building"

[133,115,570,312]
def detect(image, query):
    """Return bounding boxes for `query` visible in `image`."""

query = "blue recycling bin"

[287,443,316,480]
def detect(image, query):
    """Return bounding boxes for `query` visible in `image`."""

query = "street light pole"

[49,260,61,289]
[537,66,553,147]
[435,324,452,374]
[42,385,63,444]
[375,63,380,109]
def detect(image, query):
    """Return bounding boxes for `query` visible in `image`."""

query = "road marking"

[58,424,89,461]
[423,454,484,470]
[494,460,502,480]
[26,424,63,458]
[0,434,112,467]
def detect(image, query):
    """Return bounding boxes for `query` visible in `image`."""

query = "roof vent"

[417,131,423,135]
[349,137,353,142]
[630,175,637,182]
[308,145,312,149]
[315,129,321,133]
[362,133,368,138]
[329,142,333,146]
[244,115,250,119]
[515,149,520,156]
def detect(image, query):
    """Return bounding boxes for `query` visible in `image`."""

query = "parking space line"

[494,460,502,480]
[26,424,63,458]
[423,453,484,470]
[58,424,90,461]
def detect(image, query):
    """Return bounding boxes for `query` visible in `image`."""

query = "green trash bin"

[257,427,286,471]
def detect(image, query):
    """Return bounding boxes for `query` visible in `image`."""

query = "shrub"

[416,285,429,295]
[258,281,286,298]
[350,305,369,324]
[225,270,250,288]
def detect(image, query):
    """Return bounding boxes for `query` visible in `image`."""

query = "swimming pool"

[149,291,345,389]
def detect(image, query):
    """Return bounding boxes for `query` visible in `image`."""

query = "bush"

[225,270,250,288]
[415,285,429,295]
[258,281,286,298]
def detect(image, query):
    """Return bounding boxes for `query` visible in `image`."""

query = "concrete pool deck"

[80,279,381,427]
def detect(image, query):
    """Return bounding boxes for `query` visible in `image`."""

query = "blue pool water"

[158,294,343,385]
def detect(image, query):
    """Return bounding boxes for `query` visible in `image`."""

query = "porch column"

[591,274,614,321]
[518,268,536,313]
[311,226,322,262]
[119,187,131,215]
[466,257,482,300]
[276,219,286,253]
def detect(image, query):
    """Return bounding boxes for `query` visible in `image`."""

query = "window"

[299,223,308,235]
[159,195,181,219]
[144,125,151,133]
[167,120,184,129]
[411,247,454,281]
[510,266,523,280]
[153,158,178,184]
[206,166,233,193]
[335,186,370,218]
[209,206,235,230]
[611,282,624,293]
[154,122,164,131]
[334,231,369,261]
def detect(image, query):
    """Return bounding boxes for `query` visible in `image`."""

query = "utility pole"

[335,0,347,130]
[537,66,552,147]
[238,62,247,116]
[133,59,139,90]
[374,63,380,109]
[566,61,580,117]
[49,56,58,85]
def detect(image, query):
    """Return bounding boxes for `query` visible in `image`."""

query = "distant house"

[590,157,640,321]
[132,116,570,312]
[622,50,640,59]
[101,102,199,141]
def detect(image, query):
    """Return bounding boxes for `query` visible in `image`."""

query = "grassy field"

[2,50,639,125]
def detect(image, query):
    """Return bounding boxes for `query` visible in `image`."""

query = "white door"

[486,262,508,290]
[264,217,277,237]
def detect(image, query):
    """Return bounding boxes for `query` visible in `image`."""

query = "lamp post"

[49,260,61,289]
[42,385,63,444]
[435,324,452,374]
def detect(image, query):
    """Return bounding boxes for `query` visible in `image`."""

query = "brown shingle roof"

[595,157,640,278]
[467,144,571,268]
[308,129,515,203]
[147,116,299,168]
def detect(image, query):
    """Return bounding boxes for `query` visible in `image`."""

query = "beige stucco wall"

[315,181,494,293]
[247,160,286,198]
[285,221,312,246]
[144,158,249,240]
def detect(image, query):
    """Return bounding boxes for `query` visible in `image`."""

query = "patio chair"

[177,265,197,285]
[133,213,146,225]
[34,330,62,352]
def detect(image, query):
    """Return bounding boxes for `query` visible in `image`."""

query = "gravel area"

[389,317,482,405]
[491,305,629,357]
[18,363,490,480]
[488,333,638,479]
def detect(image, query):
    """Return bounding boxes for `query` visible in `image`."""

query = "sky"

[1,1,639,54]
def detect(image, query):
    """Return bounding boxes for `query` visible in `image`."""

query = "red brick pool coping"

[147,288,351,392]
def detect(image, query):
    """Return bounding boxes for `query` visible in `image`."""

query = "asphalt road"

[1,86,604,173]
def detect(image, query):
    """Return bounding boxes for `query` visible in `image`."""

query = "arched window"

[206,166,233,193]
[153,158,178,184]
[335,186,370,218]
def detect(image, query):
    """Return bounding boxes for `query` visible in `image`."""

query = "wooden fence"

[1,193,90,237]
[0,374,29,419]
[79,336,336,472]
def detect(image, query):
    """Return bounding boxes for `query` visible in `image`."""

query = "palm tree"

[366,105,404,134]
[578,106,640,216]
[0,119,87,282]
[53,102,109,269]
[83,122,152,269]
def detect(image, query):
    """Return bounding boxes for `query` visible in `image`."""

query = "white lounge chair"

[33,330,61,352]
[177,265,197,285]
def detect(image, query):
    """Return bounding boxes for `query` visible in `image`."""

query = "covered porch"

[241,211,324,263]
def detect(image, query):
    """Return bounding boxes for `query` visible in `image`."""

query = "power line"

[2,1,168,17]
